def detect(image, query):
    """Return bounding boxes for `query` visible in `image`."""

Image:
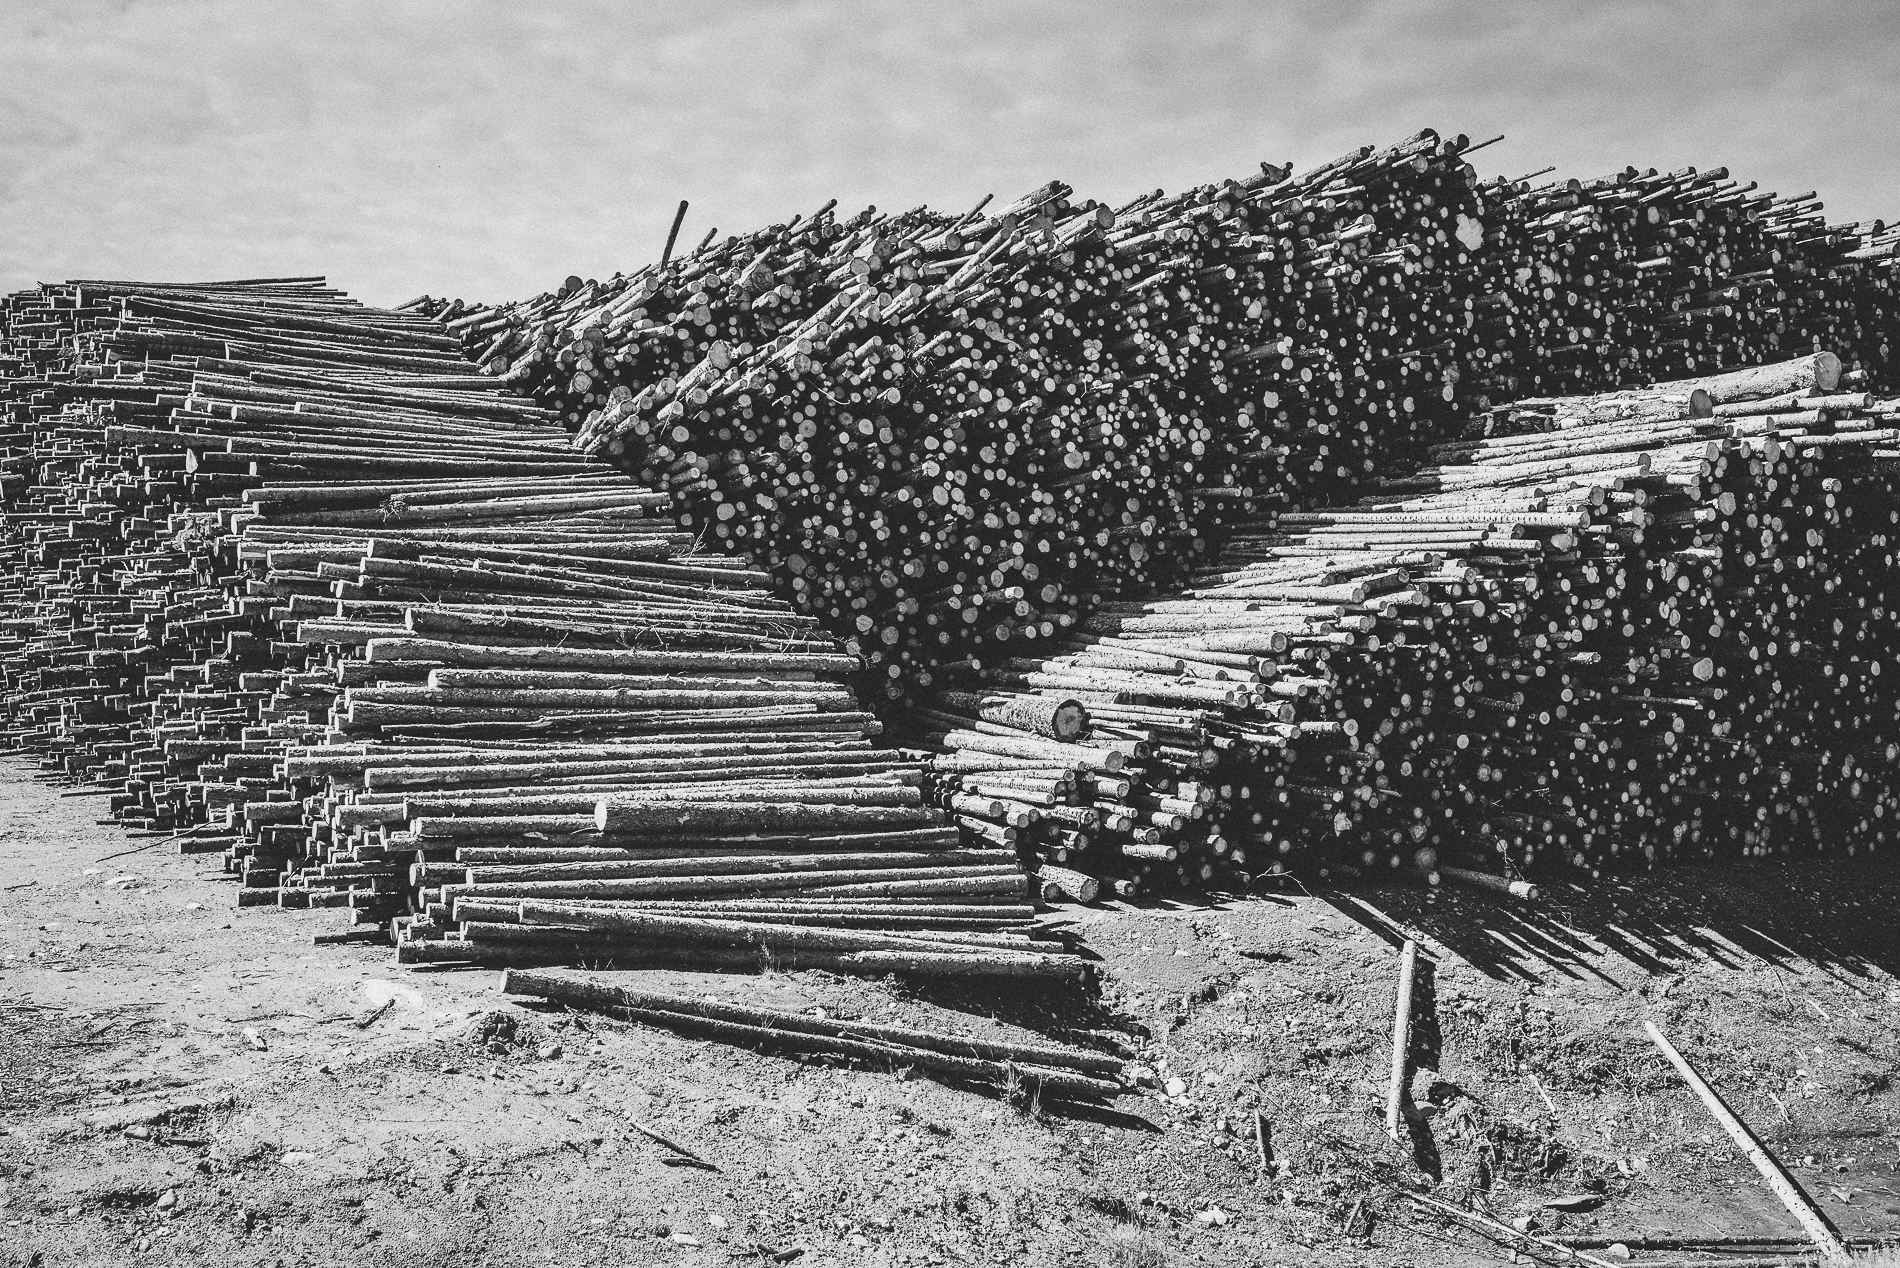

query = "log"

[500,969,1124,1075]
[1385,939,1418,1141]
[1644,1022,1851,1264]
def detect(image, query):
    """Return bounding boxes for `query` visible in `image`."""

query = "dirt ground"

[4,752,1899,1268]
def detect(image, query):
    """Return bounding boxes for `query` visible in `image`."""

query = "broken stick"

[1405,1189,1622,1268]
[354,998,395,1029]
[630,1120,720,1171]
[1643,1021,1850,1265]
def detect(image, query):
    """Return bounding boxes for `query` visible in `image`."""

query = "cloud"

[0,0,1893,306]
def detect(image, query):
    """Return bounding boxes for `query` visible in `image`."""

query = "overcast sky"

[2,0,1894,307]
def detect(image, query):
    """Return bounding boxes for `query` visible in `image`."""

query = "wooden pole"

[1385,939,1418,1141]
[1643,1022,1850,1264]
[661,200,689,266]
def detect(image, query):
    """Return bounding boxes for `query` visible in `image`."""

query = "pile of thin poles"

[440,132,1898,717]
[504,970,1125,1098]
[922,352,1900,896]
[4,130,1899,935]
[441,132,1498,705]
[0,278,1083,979]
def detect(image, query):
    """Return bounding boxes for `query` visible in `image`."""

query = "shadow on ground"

[1314,848,1900,991]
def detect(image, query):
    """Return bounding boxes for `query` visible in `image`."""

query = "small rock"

[1126,1065,1157,1087]
[850,1233,870,1247]
[1200,1071,1221,1086]
[1605,1245,1632,1261]
[123,1125,153,1140]
[1164,1077,1187,1097]
[155,1189,177,1210]
[1193,1206,1228,1226]
[671,1232,701,1247]
[1411,1067,1462,1106]
[707,1214,727,1229]
[241,1028,267,1052]
[535,1043,564,1060]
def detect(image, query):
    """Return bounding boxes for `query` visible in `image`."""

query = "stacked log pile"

[915,352,1900,895]
[445,130,1497,703]
[0,276,549,836]
[0,278,1083,978]
[447,139,1898,718]
[269,497,1075,977]
[1465,166,1899,407]
[911,664,1240,897]
[5,137,1899,932]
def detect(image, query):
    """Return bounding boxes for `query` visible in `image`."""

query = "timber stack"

[1467,167,1899,406]
[0,278,1083,978]
[4,131,1900,926]
[918,352,1900,897]
[0,276,541,838]
[443,130,1497,704]
[445,134,1897,719]
[438,132,1897,899]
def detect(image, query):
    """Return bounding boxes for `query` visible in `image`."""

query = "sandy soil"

[4,752,1899,1267]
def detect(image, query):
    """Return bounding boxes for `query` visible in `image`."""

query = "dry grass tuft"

[1101,1221,1167,1268]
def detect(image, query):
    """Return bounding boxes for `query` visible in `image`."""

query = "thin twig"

[96,822,215,862]
[629,1120,720,1171]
